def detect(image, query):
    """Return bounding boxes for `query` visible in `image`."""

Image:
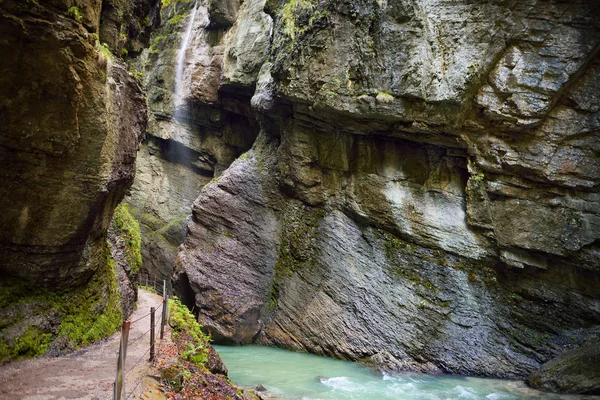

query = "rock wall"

[125,0,260,285]
[0,0,154,360]
[168,0,599,388]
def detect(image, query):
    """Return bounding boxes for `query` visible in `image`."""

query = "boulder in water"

[527,340,600,395]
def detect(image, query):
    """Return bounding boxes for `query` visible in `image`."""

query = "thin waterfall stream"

[173,0,199,121]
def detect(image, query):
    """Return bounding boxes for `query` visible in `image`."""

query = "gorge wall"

[124,0,260,286]
[0,0,157,360]
[158,0,600,389]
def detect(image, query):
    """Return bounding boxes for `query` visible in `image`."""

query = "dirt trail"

[0,289,165,400]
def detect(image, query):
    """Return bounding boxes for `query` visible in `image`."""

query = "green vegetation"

[280,0,327,40]
[0,253,122,362]
[149,33,168,54]
[97,42,113,59]
[169,297,211,367]
[161,0,190,9]
[129,67,144,82]
[0,327,52,361]
[168,11,189,26]
[58,257,123,346]
[67,6,83,23]
[473,172,485,182]
[112,203,142,274]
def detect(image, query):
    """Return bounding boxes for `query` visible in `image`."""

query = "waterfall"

[173,1,199,120]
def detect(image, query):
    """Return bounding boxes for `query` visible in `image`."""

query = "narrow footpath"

[0,289,164,400]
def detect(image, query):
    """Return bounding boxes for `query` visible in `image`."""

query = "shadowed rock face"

[155,0,600,388]
[528,339,600,395]
[0,0,148,289]
[0,0,154,359]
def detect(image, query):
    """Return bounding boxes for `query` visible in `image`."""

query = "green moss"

[376,92,395,103]
[270,207,326,309]
[161,0,190,10]
[149,33,168,54]
[58,256,123,347]
[169,297,210,367]
[168,11,188,26]
[67,6,83,22]
[129,67,144,82]
[97,42,113,59]
[112,203,142,274]
[0,326,52,362]
[13,327,52,359]
[279,0,328,42]
[472,172,485,182]
[380,232,438,292]
[0,253,123,362]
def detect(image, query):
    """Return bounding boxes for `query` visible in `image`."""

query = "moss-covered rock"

[111,203,143,274]
[0,250,122,363]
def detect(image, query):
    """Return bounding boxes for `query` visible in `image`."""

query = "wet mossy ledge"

[0,203,144,363]
[0,255,122,363]
[112,203,143,274]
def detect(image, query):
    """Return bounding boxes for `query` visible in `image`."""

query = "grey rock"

[223,0,273,87]
[528,340,600,395]
[208,0,241,28]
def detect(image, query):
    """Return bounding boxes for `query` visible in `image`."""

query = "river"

[215,345,598,400]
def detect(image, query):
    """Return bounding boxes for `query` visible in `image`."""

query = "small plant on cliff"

[169,297,210,349]
[280,0,327,40]
[67,6,83,23]
[97,42,113,59]
[112,203,142,274]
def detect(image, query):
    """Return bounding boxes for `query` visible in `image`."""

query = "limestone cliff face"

[0,0,153,359]
[125,0,261,285]
[169,0,599,387]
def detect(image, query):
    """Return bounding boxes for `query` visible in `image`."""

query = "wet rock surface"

[125,0,260,285]
[528,339,600,395]
[128,0,600,391]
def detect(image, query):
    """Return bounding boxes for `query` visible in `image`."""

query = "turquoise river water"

[215,345,598,400]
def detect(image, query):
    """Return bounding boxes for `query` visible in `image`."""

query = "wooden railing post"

[160,280,168,340]
[114,320,131,400]
[153,274,157,291]
[150,307,155,362]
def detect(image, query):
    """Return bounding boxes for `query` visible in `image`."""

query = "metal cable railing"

[113,278,170,400]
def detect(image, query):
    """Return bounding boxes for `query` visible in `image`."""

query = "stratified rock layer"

[166,0,600,389]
